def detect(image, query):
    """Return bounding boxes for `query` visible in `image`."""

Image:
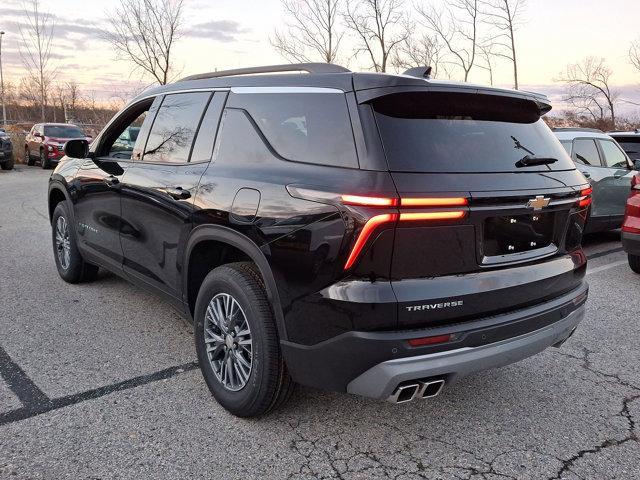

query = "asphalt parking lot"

[1,165,638,480]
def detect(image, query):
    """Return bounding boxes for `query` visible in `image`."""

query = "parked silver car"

[554,128,637,232]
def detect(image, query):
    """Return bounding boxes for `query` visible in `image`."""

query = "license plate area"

[483,212,555,258]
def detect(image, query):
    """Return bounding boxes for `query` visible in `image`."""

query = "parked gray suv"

[555,128,636,232]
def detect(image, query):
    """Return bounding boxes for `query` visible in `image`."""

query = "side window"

[599,139,628,169]
[572,139,600,166]
[142,92,211,164]
[228,92,359,168]
[98,97,159,160]
[190,92,227,163]
[214,109,272,167]
[560,140,572,156]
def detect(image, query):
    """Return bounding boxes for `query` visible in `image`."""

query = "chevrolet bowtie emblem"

[526,195,550,211]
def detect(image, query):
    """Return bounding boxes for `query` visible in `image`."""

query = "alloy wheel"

[204,293,253,391]
[55,216,71,270]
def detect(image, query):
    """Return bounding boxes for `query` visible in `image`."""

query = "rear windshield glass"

[612,137,640,159]
[373,92,574,173]
[44,125,84,138]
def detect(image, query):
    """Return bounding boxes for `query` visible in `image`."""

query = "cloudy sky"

[1,0,639,113]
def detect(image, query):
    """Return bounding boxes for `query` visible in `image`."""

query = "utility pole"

[0,31,6,128]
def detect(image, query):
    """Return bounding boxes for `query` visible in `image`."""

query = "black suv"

[49,63,590,417]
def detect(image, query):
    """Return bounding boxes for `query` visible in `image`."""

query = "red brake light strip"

[343,213,397,270]
[578,187,593,208]
[401,197,468,207]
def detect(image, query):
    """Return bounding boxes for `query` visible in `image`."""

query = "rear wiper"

[515,155,558,168]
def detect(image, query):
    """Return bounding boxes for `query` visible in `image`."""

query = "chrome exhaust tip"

[418,379,445,399]
[387,382,421,404]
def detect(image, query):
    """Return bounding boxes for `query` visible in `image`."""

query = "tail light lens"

[339,194,468,270]
[623,174,640,234]
[578,187,593,208]
[343,213,397,270]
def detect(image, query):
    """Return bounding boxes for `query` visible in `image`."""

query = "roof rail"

[403,66,432,79]
[178,63,351,82]
[552,127,604,133]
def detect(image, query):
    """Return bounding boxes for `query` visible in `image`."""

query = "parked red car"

[622,172,640,273]
[24,123,89,168]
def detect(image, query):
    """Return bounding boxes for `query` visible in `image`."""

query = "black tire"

[629,254,640,274]
[0,154,14,170]
[194,262,294,417]
[51,202,99,283]
[25,147,35,166]
[40,149,50,169]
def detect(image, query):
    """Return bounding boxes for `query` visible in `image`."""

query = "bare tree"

[103,0,184,85]
[19,0,56,122]
[476,42,497,85]
[392,32,450,77]
[417,0,480,82]
[631,38,640,74]
[557,57,618,127]
[272,0,344,63]
[65,81,80,116]
[480,0,525,89]
[343,0,409,72]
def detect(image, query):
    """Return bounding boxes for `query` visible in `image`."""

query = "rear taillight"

[341,195,397,207]
[343,213,397,270]
[578,187,593,208]
[339,195,468,270]
[400,197,468,207]
[623,174,640,234]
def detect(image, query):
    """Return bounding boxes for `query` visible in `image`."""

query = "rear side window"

[143,92,211,164]
[190,92,227,163]
[573,139,600,166]
[612,136,640,160]
[228,92,358,168]
[560,140,572,155]
[599,139,628,168]
[372,92,574,173]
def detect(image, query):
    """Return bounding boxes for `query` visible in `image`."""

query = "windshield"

[612,137,640,159]
[373,92,575,173]
[44,125,84,138]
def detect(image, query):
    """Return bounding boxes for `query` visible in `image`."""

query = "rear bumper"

[347,305,584,400]
[622,231,640,256]
[281,282,588,397]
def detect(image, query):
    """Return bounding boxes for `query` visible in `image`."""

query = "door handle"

[104,175,120,187]
[166,187,191,200]
[581,171,591,179]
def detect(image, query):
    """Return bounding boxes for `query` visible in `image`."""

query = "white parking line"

[586,260,629,276]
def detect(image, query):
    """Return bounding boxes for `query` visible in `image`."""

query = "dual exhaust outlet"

[387,378,446,404]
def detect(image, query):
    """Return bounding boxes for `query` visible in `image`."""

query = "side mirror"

[64,139,89,159]
[634,159,640,171]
